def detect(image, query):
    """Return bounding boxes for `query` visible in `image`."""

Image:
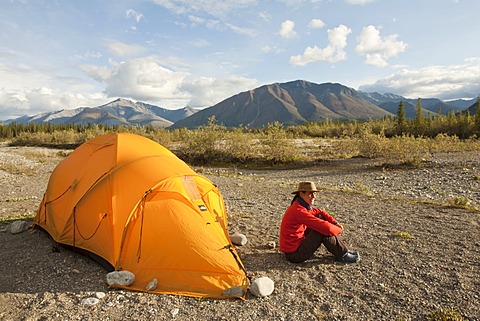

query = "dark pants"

[284,228,348,263]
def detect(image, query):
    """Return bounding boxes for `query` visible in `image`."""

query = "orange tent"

[34,132,248,299]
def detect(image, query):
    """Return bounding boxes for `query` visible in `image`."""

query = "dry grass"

[6,124,480,168]
[427,307,466,321]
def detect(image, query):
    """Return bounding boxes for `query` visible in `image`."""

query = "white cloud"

[188,15,205,26]
[355,25,407,67]
[205,20,221,30]
[261,45,273,53]
[126,9,144,23]
[359,59,480,100]
[0,61,107,118]
[181,76,259,107]
[289,24,352,66]
[279,20,297,39]
[261,45,282,54]
[80,53,260,108]
[70,51,103,62]
[346,0,375,4]
[79,56,260,109]
[81,56,191,106]
[308,18,325,29]
[279,0,322,6]
[465,57,480,63]
[187,38,210,48]
[0,88,29,117]
[79,63,114,83]
[186,14,257,36]
[0,50,18,60]
[151,0,258,18]
[0,86,107,119]
[224,22,258,36]
[258,11,271,22]
[153,0,259,37]
[0,54,259,119]
[24,88,102,113]
[104,39,148,57]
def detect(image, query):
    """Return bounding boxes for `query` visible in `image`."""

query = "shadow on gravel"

[0,224,108,294]
[242,252,334,273]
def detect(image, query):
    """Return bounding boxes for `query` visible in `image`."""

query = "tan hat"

[292,181,318,194]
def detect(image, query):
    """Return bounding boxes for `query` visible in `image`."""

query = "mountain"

[4,81,472,128]
[447,98,477,109]
[171,80,394,129]
[359,91,464,117]
[7,98,197,128]
[465,99,479,115]
[358,91,405,105]
[11,107,89,125]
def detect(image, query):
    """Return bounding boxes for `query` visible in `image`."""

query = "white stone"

[230,232,248,246]
[250,276,274,297]
[9,220,29,234]
[106,270,135,286]
[171,308,179,318]
[146,278,158,291]
[81,297,100,305]
[95,292,106,299]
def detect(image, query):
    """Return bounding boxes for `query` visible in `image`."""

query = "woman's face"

[300,191,317,205]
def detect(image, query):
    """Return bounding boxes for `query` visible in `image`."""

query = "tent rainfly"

[34,132,248,299]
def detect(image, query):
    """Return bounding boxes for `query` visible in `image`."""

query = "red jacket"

[279,200,342,253]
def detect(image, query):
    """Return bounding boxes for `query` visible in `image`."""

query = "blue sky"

[0,0,479,119]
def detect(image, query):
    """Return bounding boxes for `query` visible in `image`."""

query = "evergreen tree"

[415,98,424,134]
[474,96,480,132]
[397,100,405,127]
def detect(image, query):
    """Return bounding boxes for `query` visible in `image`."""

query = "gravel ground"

[0,144,479,321]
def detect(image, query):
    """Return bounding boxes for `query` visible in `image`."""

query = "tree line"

[1,97,479,143]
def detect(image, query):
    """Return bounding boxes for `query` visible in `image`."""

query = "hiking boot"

[338,252,360,263]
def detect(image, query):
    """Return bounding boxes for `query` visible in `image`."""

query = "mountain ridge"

[6,98,197,128]
[172,81,395,128]
[3,80,475,128]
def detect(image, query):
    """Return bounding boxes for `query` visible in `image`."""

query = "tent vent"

[181,176,201,200]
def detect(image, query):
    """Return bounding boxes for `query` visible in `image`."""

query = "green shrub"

[393,231,414,239]
[223,128,258,162]
[384,135,431,166]
[354,124,386,159]
[448,196,471,208]
[427,307,465,321]
[4,118,480,168]
[260,122,305,164]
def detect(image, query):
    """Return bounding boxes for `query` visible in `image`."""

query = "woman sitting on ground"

[279,181,360,264]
